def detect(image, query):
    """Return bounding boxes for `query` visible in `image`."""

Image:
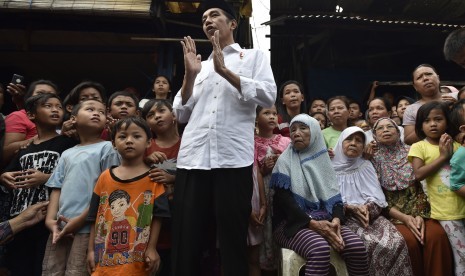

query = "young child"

[107,91,139,120]
[43,99,120,275]
[275,80,307,137]
[307,98,326,114]
[0,93,77,276]
[348,99,363,125]
[142,99,180,276]
[139,75,173,108]
[61,81,107,137]
[142,99,180,195]
[408,101,465,275]
[310,111,328,130]
[87,117,170,275]
[450,99,465,197]
[254,105,290,272]
[102,91,140,140]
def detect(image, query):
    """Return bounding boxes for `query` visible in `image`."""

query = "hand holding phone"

[7,74,27,106]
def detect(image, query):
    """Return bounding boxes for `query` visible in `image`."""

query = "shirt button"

[214,96,217,99]
[212,110,215,113]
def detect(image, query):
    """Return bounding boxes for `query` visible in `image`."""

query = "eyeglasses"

[374,125,396,132]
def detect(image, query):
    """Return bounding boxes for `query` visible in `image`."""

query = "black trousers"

[7,222,49,276]
[171,166,253,276]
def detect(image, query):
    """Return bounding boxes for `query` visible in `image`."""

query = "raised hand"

[210,30,227,76]
[439,133,454,159]
[181,36,202,79]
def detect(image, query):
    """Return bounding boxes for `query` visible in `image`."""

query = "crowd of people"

[1,0,465,275]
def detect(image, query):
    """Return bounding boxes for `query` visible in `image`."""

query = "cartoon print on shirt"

[96,188,156,267]
[105,190,135,259]
[94,213,108,263]
[135,190,153,233]
[133,226,151,253]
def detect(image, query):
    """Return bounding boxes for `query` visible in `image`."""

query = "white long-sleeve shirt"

[173,43,276,169]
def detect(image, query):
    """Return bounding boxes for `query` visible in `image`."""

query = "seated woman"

[371,117,453,276]
[271,114,369,276]
[332,126,413,276]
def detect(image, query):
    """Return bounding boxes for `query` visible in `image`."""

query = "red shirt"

[5,110,37,139]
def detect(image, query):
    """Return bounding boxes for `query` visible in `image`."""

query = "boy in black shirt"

[0,93,77,276]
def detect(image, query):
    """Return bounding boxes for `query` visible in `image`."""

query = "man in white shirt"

[171,0,276,274]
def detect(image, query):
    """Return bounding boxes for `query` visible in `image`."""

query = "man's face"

[201,8,235,40]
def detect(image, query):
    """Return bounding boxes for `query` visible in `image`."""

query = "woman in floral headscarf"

[332,126,413,276]
[271,114,369,276]
[371,117,453,276]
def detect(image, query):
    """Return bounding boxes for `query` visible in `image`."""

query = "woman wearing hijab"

[332,126,413,276]
[270,114,369,276]
[371,117,453,276]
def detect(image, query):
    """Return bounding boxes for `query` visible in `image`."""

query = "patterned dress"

[345,202,413,276]
[333,126,413,276]
[254,134,290,270]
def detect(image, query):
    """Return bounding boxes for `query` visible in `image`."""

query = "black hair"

[277,80,307,123]
[310,111,328,128]
[109,189,130,205]
[150,75,173,101]
[24,80,59,100]
[111,116,152,142]
[256,104,277,117]
[326,96,351,126]
[368,97,392,114]
[70,99,105,117]
[107,91,139,109]
[415,101,451,140]
[153,75,172,91]
[141,99,174,119]
[25,93,62,115]
[395,96,415,108]
[67,81,107,107]
[327,96,350,110]
[348,98,361,107]
[307,98,326,113]
[449,99,465,138]
[444,28,465,61]
[412,64,438,79]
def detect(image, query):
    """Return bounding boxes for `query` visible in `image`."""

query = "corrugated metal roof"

[0,0,152,17]
[270,0,465,23]
[265,13,465,30]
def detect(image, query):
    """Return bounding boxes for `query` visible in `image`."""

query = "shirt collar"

[208,43,241,60]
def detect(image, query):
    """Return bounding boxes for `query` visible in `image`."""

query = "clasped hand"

[348,204,370,228]
[310,218,345,252]
[1,169,49,189]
